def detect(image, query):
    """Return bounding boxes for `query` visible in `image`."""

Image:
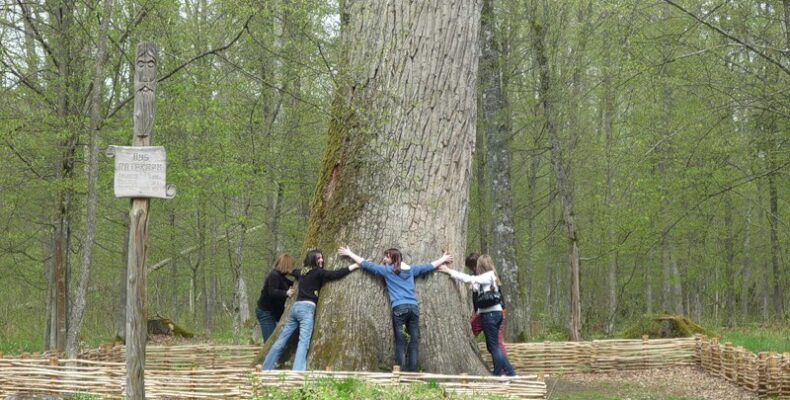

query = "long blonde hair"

[476,255,501,286]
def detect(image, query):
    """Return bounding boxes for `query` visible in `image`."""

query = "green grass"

[716,324,790,353]
[251,377,510,400]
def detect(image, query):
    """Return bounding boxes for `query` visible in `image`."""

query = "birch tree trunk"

[262,0,485,373]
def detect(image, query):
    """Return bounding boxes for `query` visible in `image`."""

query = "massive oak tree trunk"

[269,0,485,373]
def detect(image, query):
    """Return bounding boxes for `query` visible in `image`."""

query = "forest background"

[1,0,789,357]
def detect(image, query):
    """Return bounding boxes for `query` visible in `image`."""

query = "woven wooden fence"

[696,334,790,398]
[78,343,260,369]
[16,336,781,399]
[479,336,697,375]
[0,357,545,399]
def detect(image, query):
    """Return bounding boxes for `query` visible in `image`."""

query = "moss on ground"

[618,313,708,339]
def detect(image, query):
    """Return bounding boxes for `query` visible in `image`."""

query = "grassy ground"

[715,323,790,353]
[252,377,510,400]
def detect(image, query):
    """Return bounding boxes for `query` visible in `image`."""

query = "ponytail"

[385,248,403,274]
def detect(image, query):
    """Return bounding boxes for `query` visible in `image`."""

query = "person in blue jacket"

[338,246,452,372]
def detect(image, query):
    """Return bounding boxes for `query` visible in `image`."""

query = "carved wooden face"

[135,48,157,87]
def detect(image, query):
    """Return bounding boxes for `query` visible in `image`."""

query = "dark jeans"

[256,307,278,342]
[481,311,515,376]
[391,304,420,372]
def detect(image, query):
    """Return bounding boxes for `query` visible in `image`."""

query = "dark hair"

[465,252,480,273]
[303,249,324,269]
[385,248,403,274]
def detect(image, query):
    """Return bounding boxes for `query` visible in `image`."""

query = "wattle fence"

[1,335,787,399]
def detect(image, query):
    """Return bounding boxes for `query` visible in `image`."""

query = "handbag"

[476,288,501,308]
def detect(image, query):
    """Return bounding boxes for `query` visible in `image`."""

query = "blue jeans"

[261,302,315,371]
[391,304,420,372]
[256,307,278,342]
[481,311,515,376]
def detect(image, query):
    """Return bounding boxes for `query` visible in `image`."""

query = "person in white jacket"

[437,254,516,376]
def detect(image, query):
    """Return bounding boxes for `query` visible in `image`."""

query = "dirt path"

[545,366,759,400]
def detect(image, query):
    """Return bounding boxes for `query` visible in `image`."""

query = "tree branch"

[147,222,265,273]
[106,14,253,120]
[663,0,790,77]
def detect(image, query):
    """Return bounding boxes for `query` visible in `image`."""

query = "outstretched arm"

[339,246,387,277]
[338,246,365,264]
[413,252,453,277]
[431,252,453,268]
[437,265,494,285]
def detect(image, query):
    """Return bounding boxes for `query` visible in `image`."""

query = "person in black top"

[256,254,295,342]
[261,249,359,371]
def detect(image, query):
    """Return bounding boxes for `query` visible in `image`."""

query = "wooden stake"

[126,42,157,400]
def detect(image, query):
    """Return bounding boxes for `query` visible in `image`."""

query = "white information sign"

[111,146,172,198]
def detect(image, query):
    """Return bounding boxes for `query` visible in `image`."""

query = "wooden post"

[126,42,157,400]
[766,352,782,396]
[642,335,649,370]
[758,352,768,397]
[391,365,401,384]
[693,334,701,365]
[722,342,736,382]
[543,341,550,374]
[783,352,790,397]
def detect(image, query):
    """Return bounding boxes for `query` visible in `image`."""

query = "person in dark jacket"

[261,249,359,371]
[256,254,295,342]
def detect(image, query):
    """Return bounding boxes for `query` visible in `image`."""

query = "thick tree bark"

[66,0,114,359]
[263,0,485,373]
[479,0,525,340]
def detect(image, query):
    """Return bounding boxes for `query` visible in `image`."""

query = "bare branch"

[663,0,790,77]
[106,14,253,120]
